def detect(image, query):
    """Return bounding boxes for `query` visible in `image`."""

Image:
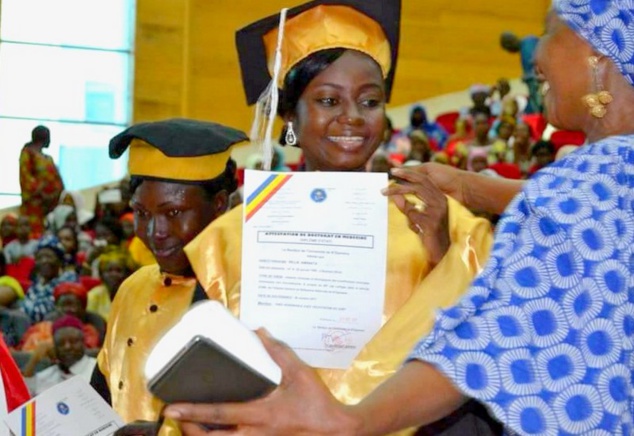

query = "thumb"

[255,328,304,376]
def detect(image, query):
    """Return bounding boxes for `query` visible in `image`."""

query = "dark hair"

[57,225,79,252]
[129,157,238,202]
[385,116,393,131]
[531,140,556,156]
[31,125,50,142]
[56,225,79,270]
[278,48,347,118]
[95,216,125,244]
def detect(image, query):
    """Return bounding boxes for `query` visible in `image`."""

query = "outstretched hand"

[393,163,468,205]
[383,166,450,265]
[164,329,361,436]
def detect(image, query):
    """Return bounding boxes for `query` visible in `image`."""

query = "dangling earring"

[285,121,297,146]
[582,55,613,118]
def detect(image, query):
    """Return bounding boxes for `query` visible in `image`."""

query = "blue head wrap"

[36,234,66,260]
[555,0,634,86]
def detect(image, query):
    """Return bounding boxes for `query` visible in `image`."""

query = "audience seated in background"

[509,121,535,176]
[491,118,515,145]
[45,204,77,236]
[444,117,473,158]
[452,113,493,170]
[489,77,511,116]
[0,306,30,349]
[0,249,25,310]
[93,182,132,224]
[379,116,409,157]
[58,190,94,229]
[527,139,556,177]
[120,212,135,247]
[368,152,394,177]
[3,216,38,265]
[87,249,134,321]
[466,84,492,118]
[404,130,433,166]
[83,216,127,277]
[19,282,103,352]
[22,315,96,396]
[20,235,78,323]
[404,105,448,150]
[56,225,84,275]
[0,214,18,248]
[466,148,497,176]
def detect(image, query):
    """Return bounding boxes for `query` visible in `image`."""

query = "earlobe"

[214,191,229,215]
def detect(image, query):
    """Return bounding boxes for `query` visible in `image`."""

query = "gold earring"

[582,55,613,119]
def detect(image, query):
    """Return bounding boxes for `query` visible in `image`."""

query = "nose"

[148,215,169,241]
[59,339,73,350]
[336,101,364,127]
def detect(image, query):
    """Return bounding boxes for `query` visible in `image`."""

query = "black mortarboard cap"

[109,118,248,182]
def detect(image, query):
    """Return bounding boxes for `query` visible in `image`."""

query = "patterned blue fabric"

[410,135,634,435]
[36,234,66,260]
[556,0,634,86]
[21,270,79,323]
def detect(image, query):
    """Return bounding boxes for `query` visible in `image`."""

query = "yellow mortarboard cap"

[236,0,401,106]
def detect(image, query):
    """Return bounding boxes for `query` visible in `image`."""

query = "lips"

[327,136,365,151]
[151,245,180,259]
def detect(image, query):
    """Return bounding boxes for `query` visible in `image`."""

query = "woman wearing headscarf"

[45,204,75,235]
[166,1,634,434]
[86,249,134,321]
[58,190,94,228]
[405,104,449,150]
[18,282,103,352]
[19,235,78,323]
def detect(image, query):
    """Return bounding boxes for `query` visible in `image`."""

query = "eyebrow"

[312,82,384,92]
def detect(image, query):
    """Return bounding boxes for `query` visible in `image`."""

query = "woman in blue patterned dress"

[164,1,634,434]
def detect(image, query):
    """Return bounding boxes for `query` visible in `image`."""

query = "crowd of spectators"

[370,80,580,191]
[0,178,147,395]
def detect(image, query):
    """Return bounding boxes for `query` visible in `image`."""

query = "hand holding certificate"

[240,170,388,369]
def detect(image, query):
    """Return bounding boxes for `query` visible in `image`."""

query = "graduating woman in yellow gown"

[184,0,493,413]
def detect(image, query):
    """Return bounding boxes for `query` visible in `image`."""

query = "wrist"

[461,171,477,211]
[342,404,366,436]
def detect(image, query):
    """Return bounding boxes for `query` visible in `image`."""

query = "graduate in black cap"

[90,118,248,434]
[180,0,494,433]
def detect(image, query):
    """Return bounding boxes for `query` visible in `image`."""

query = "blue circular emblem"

[57,401,70,415]
[311,188,327,203]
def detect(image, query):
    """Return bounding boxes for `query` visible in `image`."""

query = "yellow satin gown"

[99,196,492,435]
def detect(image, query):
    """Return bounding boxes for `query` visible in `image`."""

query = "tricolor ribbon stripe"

[245,174,293,222]
[21,401,35,436]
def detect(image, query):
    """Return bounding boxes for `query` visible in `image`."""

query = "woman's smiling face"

[291,50,387,172]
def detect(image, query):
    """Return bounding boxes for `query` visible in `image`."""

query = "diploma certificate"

[4,376,123,436]
[240,170,388,369]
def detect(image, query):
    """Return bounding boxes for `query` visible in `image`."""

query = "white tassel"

[248,8,288,171]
